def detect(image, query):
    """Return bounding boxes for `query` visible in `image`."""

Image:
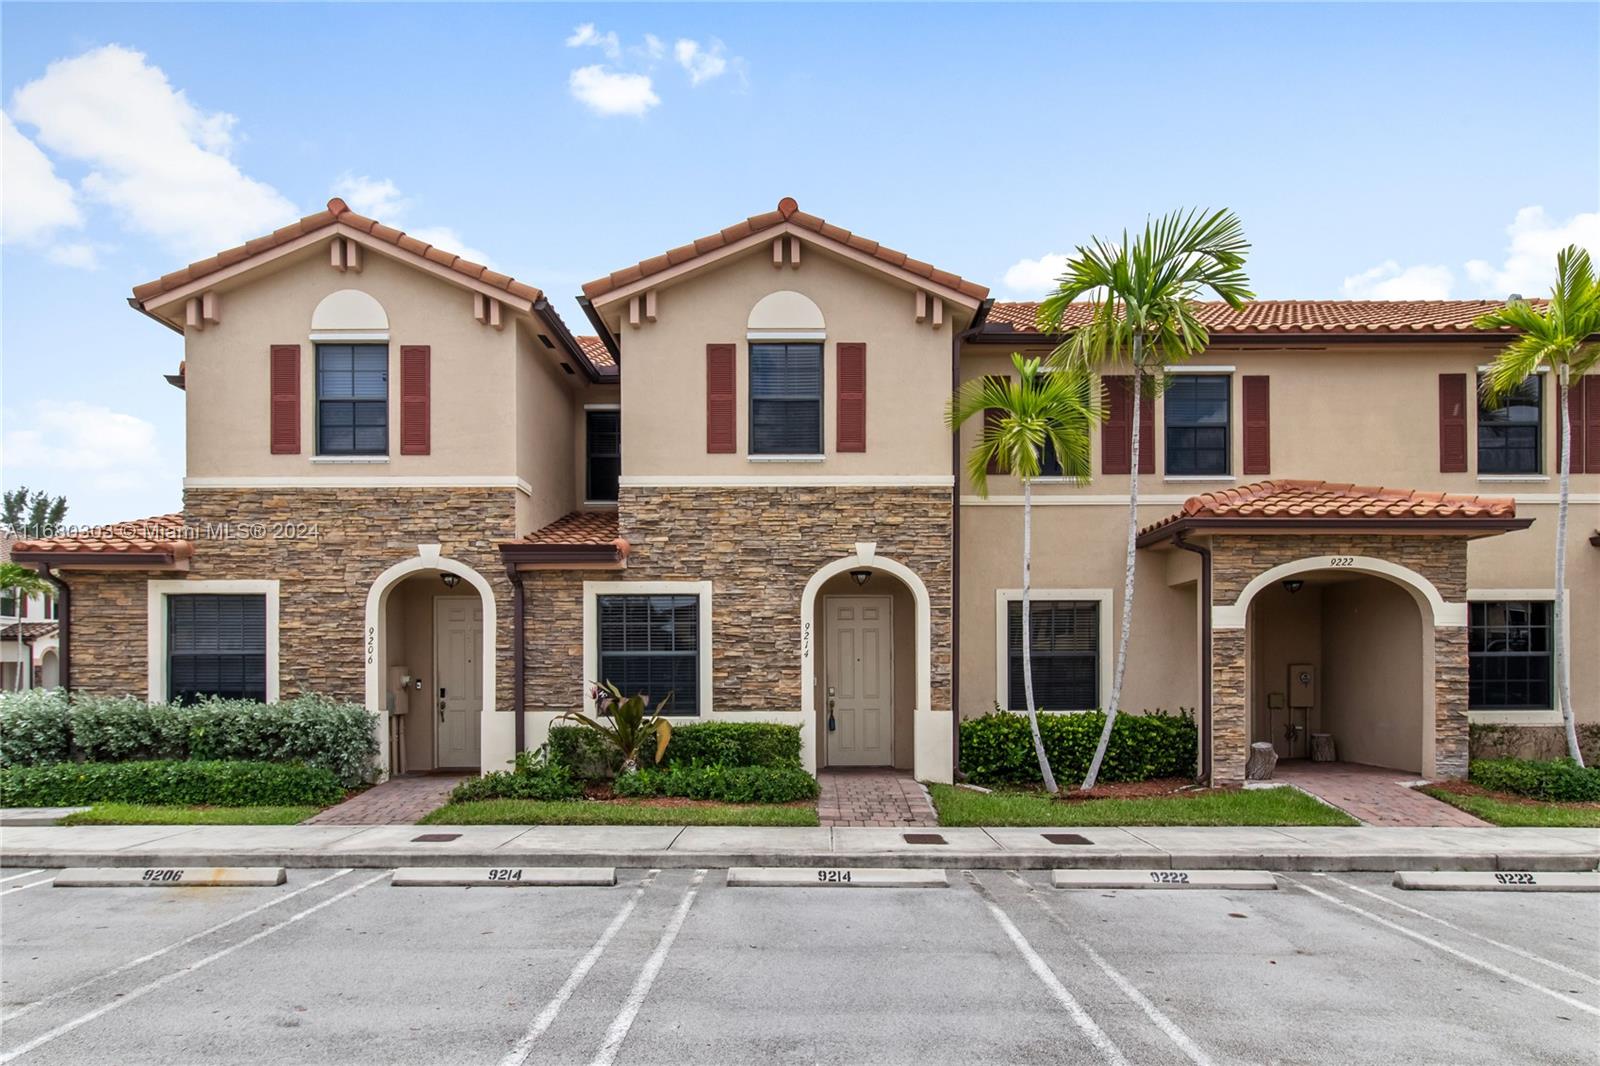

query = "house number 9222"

[1329,557,1355,568]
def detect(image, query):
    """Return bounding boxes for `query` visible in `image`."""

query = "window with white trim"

[586,410,621,502]
[317,343,388,455]
[749,342,823,455]
[1477,374,1542,475]
[1006,600,1099,710]
[167,594,268,703]
[1469,600,1553,709]
[1164,374,1230,476]
[596,594,700,715]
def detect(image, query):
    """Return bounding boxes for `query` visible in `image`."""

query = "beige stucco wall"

[1320,577,1427,772]
[513,322,583,535]
[608,244,962,477]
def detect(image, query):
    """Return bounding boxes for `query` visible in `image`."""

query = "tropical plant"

[1475,245,1600,767]
[557,681,674,774]
[0,562,53,692]
[947,352,1098,792]
[1,487,67,539]
[1040,208,1253,790]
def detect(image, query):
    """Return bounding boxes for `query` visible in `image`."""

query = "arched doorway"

[364,547,496,778]
[39,649,59,689]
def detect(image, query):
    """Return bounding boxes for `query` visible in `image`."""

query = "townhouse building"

[14,197,1598,789]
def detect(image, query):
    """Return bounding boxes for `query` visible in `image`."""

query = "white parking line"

[1005,872,1217,1066]
[1,869,355,1023]
[965,873,1129,1066]
[496,870,660,1066]
[0,870,42,884]
[0,878,54,898]
[1284,876,1599,1017]
[1314,874,1600,988]
[590,869,707,1066]
[0,870,388,1064]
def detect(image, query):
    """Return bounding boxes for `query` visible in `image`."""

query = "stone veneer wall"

[521,486,953,715]
[64,488,518,712]
[1207,534,1470,783]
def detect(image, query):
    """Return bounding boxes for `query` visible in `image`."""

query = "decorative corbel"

[931,298,944,329]
[788,236,802,268]
[488,298,503,331]
[644,290,657,323]
[330,239,346,272]
[201,291,220,325]
[473,292,488,324]
[914,290,927,323]
[185,297,203,331]
[772,238,784,268]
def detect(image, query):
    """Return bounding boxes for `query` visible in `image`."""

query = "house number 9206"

[366,626,376,666]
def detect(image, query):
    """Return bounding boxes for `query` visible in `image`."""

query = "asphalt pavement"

[1,866,1596,1065]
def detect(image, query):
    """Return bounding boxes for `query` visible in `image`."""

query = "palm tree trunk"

[1021,476,1059,793]
[1555,371,1582,766]
[1083,346,1144,791]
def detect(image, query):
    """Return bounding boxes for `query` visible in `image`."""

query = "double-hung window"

[1164,374,1230,476]
[1477,374,1542,475]
[1006,600,1099,711]
[596,594,700,715]
[1468,601,1553,710]
[317,344,389,456]
[586,410,621,503]
[749,342,823,455]
[167,594,268,704]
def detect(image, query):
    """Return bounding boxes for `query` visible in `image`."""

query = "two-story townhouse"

[14,197,1598,791]
[1,534,63,689]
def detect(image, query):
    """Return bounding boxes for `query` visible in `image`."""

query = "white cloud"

[642,34,666,61]
[3,400,162,476]
[331,173,406,219]
[566,23,621,60]
[1340,260,1454,300]
[674,38,728,85]
[46,242,101,269]
[1002,253,1069,296]
[9,44,297,258]
[1,111,83,249]
[1465,206,1600,299]
[568,65,660,117]
[406,226,491,268]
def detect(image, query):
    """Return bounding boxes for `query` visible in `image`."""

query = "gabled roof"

[1137,480,1528,545]
[582,197,990,303]
[983,300,1541,339]
[10,514,193,568]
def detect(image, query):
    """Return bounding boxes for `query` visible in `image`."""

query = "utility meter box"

[1289,663,1315,709]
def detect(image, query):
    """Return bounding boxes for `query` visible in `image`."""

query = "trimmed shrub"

[449,759,585,803]
[0,760,344,808]
[548,721,803,779]
[0,688,71,767]
[1470,758,1600,803]
[614,764,818,804]
[959,709,1198,786]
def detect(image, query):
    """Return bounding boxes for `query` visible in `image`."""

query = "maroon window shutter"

[1102,375,1131,475]
[1242,375,1271,476]
[269,345,301,455]
[1137,376,1154,475]
[1438,373,1468,472]
[837,343,867,452]
[706,343,737,453]
[1584,376,1600,474]
[983,375,1007,475]
[400,345,431,455]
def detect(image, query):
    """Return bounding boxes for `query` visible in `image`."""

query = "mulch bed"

[1057,777,1218,802]
[579,784,811,809]
[1427,779,1600,810]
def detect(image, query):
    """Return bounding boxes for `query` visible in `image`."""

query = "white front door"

[825,596,894,767]
[434,598,482,769]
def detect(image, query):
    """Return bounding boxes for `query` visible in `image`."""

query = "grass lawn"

[420,799,820,827]
[930,783,1358,827]
[59,803,320,826]
[1421,787,1600,828]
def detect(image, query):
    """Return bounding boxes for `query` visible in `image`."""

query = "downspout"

[506,565,526,757]
[1173,532,1212,782]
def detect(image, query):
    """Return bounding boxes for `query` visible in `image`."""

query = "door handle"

[438,687,447,723]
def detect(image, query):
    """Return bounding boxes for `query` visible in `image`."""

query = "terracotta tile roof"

[583,197,990,302]
[523,510,620,546]
[131,199,543,307]
[985,299,1544,337]
[1139,480,1521,540]
[10,514,193,562]
[1,621,59,642]
[577,335,615,370]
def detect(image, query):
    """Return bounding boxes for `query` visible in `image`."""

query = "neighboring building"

[1,535,63,690]
[13,197,1598,785]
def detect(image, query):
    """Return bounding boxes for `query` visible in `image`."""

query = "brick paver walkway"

[302,773,469,825]
[816,768,939,828]
[1274,760,1489,827]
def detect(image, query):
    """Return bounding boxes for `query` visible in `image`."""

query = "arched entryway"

[364,547,496,778]
[39,649,59,689]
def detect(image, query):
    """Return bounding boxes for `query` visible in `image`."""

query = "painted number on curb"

[817,869,853,884]
[142,869,183,883]
[487,869,523,883]
[1494,872,1537,885]
[1149,871,1191,885]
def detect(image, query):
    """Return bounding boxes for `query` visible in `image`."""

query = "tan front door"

[434,597,482,769]
[825,596,893,767]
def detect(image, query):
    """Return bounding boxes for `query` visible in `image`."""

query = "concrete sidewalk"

[3,823,1597,872]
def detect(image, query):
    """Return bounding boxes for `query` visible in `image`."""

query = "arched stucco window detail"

[747,290,825,341]
[311,288,390,341]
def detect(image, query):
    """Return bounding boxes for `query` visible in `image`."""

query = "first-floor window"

[168,594,267,704]
[597,594,699,715]
[1468,600,1552,709]
[1007,600,1099,711]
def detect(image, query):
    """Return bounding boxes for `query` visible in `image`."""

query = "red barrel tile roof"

[1140,480,1519,539]
[577,335,616,370]
[10,514,192,561]
[583,197,990,302]
[986,299,1541,337]
[522,510,621,546]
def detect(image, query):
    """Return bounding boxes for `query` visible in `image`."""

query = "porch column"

[1211,627,1249,784]
[1433,626,1469,777]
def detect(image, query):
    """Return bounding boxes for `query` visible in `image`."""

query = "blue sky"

[3,2,1596,525]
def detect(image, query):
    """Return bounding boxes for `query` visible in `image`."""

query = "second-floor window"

[1164,374,1230,476]
[0,592,15,617]
[1478,374,1541,475]
[42,596,58,620]
[587,409,621,503]
[317,344,388,456]
[749,342,823,455]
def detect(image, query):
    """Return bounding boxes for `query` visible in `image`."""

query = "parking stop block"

[54,867,287,888]
[390,867,616,887]
[727,867,948,888]
[1394,870,1600,892]
[1052,869,1278,890]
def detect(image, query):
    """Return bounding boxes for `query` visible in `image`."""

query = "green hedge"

[959,709,1197,786]
[0,690,378,787]
[548,721,802,779]
[0,760,345,808]
[449,761,585,803]
[1470,758,1600,802]
[613,764,818,804]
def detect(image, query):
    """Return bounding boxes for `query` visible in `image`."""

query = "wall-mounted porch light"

[850,569,872,586]
[440,572,461,590]
[1282,579,1304,595]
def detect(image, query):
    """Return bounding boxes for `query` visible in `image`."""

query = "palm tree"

[948,353,1098,792]
[1475,245,1599,768]
[1040,209,1253,790]
[0,562,53,691]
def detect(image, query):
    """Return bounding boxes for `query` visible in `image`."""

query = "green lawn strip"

[59,803,319,826]
[930,783,1358,827]
[1421,787,1600,828]
[420,799,820,827]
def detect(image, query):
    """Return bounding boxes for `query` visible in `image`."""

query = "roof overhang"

[499,540,629,572]
[967,325,1520,347]
[1136,515,1532,549]
[10,548,191,571]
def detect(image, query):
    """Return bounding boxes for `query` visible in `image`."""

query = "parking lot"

[2,866,1596,1065]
